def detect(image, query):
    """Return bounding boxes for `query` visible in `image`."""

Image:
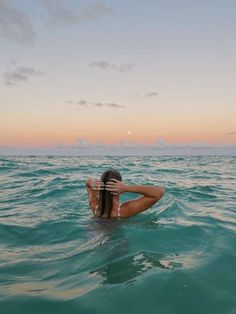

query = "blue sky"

[0,0,236,155]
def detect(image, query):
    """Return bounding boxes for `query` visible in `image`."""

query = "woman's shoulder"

[110,202,132,218]
[119,201,135,217]
[119,195,161,217]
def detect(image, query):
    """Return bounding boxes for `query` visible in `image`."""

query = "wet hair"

[96,169,122,218]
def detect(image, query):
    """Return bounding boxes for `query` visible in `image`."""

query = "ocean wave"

[0,156,236,313]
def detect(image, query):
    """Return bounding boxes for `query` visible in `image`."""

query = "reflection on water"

[90,251,183,285]
[87,206,184,286]
[2,281,99,300]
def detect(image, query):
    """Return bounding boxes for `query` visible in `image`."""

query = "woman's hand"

[91,179,105,191]
[105,178,127,195]
[86,178,104,191]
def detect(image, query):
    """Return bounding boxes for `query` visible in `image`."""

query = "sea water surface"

[0,156,236,314]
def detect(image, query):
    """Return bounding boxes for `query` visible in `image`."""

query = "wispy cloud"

[104,102,125,108]
[225,131,236,136]
[136,91,159,98]
[0,0,35,45]
[94,102,103,107]
[66,99,125,109]
[39,0,113,26]
[0,1,113,45]
[66,100,88,106]
[77,100,88,106]
[145,91,158,98]
[4,66,43,85]
[90,61,134,72]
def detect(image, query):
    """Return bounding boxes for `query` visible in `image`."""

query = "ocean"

[0,156,235,314]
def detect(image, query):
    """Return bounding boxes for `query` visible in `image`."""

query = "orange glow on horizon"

[1,132,235,147]
[1,109,235,147]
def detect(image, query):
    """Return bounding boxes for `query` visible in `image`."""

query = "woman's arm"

[105,179,165,217]
[86,178,104,214]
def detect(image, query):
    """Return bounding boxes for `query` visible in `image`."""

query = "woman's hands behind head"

[86,177,126,195]
[105,178,126,195]
[86,178,104,191]
[91,179,105,191]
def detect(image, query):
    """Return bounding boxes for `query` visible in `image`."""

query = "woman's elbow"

[155,186,165,200]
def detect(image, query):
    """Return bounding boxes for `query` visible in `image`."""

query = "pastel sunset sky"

[1,0,236,155]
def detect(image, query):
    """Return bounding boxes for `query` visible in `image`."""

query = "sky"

[0,0,236,155]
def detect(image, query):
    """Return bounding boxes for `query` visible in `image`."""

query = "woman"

[86,169,165,218]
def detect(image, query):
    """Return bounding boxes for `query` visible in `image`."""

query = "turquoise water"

[0,156,236,314]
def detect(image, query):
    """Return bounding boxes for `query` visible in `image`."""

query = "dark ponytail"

[96,169,122,217]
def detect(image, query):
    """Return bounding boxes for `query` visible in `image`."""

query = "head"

[97,169,122,218]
